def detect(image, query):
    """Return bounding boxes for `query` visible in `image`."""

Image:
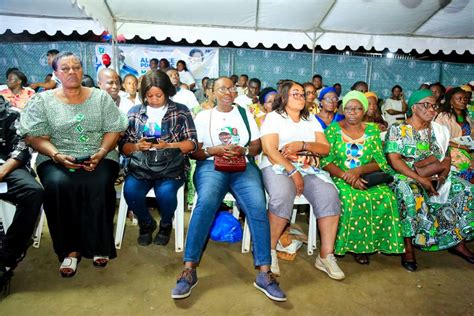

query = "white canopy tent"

[72,0,474,54]
[1,0,473,54]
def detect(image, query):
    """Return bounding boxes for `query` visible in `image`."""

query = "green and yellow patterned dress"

[384,122,474,251]
[322,123,405,255]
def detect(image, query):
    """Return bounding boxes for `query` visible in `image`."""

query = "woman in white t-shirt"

[177,60,196,91]
[172,77,286,302]
[260,81,343,280]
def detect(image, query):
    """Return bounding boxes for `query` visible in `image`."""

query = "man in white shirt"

[166,68,199,111]
[98,68,134,114]
[234,78,260,109]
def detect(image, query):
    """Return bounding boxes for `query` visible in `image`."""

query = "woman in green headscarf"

[322,91,405,265]
[384,89,474,271]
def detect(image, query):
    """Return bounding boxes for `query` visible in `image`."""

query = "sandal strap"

[60,257,78,271]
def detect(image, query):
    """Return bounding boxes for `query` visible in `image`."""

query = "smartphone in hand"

[144,137,158,144]
[74,155,91,164]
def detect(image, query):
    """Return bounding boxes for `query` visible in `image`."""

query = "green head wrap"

[407,89,433,116]
[342,91,368,112]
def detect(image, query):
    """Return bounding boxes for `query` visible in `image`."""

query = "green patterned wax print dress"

[321,123,405,255]
[384,122,474,251]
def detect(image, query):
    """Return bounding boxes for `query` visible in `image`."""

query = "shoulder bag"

[127,147,184,180]
[412,125,446,177]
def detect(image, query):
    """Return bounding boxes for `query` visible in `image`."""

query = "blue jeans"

[184,160,271,267]
[124,175,184,225]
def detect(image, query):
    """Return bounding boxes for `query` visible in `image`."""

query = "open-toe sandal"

[59,256,80,278]
[93,256,109,268]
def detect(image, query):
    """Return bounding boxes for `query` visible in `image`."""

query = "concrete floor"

[1,213,473,315]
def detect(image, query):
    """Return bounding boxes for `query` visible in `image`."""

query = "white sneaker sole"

[171,281,199,299]
[315,260,345,280]
[253,282,287,302]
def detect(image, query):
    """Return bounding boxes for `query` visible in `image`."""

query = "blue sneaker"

[171,268,198,299]
[254,271,287,302]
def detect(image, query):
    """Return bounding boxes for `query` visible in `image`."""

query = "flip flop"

[93,256,109,268]
[59,257,80,278]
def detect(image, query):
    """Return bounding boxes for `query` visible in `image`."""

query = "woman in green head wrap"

[321,91,405,265]
[384,89,474,271]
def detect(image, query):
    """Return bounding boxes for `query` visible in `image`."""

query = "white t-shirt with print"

[259,111,324,169]
[143,105,168,138]
[194,106,260,161]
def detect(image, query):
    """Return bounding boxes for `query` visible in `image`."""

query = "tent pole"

[311,36,316,76]
[112,38,119,73]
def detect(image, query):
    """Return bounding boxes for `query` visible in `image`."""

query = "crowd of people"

[0,49,472,303]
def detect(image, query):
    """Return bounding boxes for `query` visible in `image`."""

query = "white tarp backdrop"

[1,0,473,54]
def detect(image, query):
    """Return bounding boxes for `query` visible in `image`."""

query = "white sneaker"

[270,250,280,276]
[315,254,345,280]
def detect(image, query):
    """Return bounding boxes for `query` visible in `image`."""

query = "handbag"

[361,171,394,188]
[127,148,184,180]
[209,211,243,243]
[209,106,250,172]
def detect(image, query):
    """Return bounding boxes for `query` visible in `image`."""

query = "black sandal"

[353,254,370,265]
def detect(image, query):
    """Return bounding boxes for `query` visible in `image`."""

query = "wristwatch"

[244,147,250,156]
[203,147,211,158]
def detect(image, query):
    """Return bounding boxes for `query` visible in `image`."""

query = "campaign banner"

[95,44,219,85]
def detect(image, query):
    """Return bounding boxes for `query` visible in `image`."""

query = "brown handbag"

[209,106,248,173]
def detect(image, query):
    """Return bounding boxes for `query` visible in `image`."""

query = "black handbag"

[127,148,184,180]
[361,171,394,188]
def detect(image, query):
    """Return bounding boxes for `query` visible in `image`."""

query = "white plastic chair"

[242,195,318,255]
[115,185,185,252]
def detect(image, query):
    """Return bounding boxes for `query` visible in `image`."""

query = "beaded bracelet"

[287,168,298,177]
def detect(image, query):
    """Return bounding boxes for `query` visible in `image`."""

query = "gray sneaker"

[171,268,198,299]
[254,271,287,302]
[315,254,345,280]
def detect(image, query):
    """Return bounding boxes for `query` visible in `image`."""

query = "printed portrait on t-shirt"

[218,127,240,145]
[143,121,161,138]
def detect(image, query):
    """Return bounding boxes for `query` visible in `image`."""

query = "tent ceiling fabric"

[1,0,472,53]
[0,0,104,35]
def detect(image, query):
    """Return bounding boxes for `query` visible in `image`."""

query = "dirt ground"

[1,212,473,315]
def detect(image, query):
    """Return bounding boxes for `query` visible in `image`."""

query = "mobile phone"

[144,137,158,144]
[74,155,91,164]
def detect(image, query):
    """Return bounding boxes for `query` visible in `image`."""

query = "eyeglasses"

[322,96,339,103]
[216,87,237,94]
[58,65,82,73]
[305,91,316,96]
[290,92,305,99]
[344,107,364,113]
[415,102,439,111]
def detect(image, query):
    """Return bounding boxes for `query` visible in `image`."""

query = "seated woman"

[385,89,474,271]
[260,81,344,280]
[303,82,319,115]
[248,87,277,128]
[172,77,286,302]
[192,78,215,116]
[0,70,35,110]
[434,87,473,183]
[321,91,405,265]
[19,52,128,277]
[315,87,345,129]
[120,71,197,247]
[364,91,388,131]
